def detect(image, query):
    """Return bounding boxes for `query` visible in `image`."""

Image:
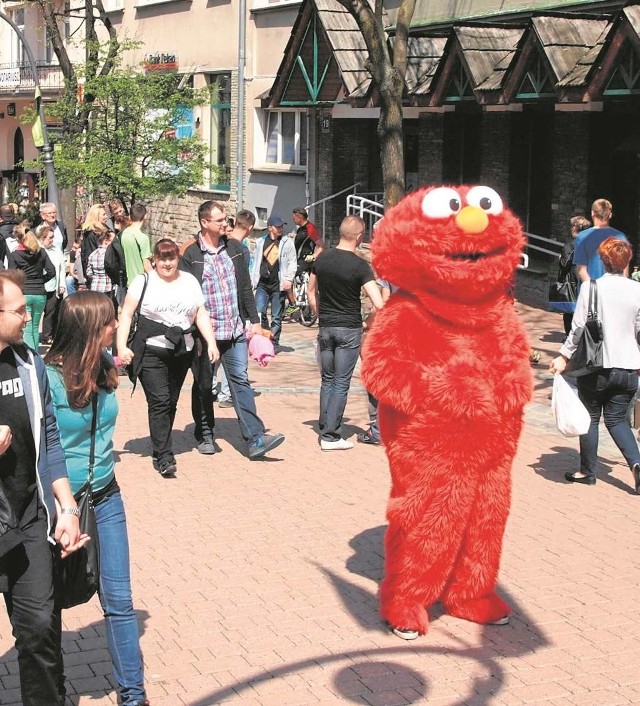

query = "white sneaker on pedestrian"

[320,438,354,451]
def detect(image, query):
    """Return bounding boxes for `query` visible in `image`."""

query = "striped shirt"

[200,236,244,341]
[87,246,113,293]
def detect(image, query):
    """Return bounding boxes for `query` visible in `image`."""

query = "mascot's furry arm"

[362,295,512,421]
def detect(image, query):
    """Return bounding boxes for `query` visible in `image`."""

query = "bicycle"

[291,270,317,327]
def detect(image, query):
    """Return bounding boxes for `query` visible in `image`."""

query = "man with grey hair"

[308,215,383,451]
[38,203,67,255]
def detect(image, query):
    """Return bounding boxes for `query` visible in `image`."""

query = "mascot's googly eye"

[421,187,462,219]
[466,186,503,215]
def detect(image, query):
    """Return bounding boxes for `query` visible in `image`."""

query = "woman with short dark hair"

[117,239,219,477]
[551,237,640,492]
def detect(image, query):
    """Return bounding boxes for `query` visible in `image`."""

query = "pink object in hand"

[249,334,275,367]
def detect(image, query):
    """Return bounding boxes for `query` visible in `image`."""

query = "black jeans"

[138,344,193,465]
[318,326,362,441]
[41,292,61,341]
[577,368,640,477]
[3,509,64,706]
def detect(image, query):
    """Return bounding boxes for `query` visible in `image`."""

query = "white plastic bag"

[551,373,591,437]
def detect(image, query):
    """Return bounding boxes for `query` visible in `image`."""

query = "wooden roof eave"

[427,35,467,107]
[266,1,315,108]
[586,11,640,101]
[501,28,559,104]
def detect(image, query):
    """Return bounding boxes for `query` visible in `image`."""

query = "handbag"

[127,273,149,349]
[565,280,604,377]
[548,279,577,313]
[551,374,591,437]
[55,394,100,609]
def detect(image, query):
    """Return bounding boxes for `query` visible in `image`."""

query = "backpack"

[104,234,125,285]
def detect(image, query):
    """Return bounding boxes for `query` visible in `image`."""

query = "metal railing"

[0,61,65,93]
[306,182,361,241]
[524,231,563,258]
[346,194,384,242]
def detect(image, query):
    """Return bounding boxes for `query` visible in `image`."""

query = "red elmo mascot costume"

[361,185,533,638]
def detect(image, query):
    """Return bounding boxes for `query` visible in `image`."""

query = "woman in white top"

[117,239,219,477]
[551,237,640,493]
[37,224,66,344]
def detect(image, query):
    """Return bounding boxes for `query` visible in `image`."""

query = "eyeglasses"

[0,307,28,319]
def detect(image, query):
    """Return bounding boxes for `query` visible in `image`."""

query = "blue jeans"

[95,491,146,706]
[255,285,285,344]
[577,368,640,477]
[318,327,362,441]
[191,337,265,447]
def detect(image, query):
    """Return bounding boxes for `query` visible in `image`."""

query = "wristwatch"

[60,507,81,517]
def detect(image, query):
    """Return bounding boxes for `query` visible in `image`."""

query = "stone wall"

[418,112,444,185]
[146,189,232,246]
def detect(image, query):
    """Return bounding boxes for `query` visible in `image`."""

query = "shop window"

[263,109,307,167]
[208,73,231,191]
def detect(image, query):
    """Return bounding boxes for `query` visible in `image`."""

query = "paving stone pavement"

[2,304,640,706]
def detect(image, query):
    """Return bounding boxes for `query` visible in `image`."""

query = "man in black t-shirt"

[0,270,84,706]
[308,216,384,451]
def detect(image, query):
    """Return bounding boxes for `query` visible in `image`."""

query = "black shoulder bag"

[55,394,100,609]
[565,279,604,377]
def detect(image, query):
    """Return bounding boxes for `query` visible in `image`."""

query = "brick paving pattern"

[1,303,639,705]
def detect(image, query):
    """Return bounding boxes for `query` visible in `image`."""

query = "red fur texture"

[361,186,533,635]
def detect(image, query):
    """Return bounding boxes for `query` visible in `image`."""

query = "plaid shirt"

[87,246,113,293]
[200,235,244,341]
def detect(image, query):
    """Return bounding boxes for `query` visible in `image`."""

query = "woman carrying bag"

[551,237,640,492]
[117,238,219,478]
[45,292,149,706]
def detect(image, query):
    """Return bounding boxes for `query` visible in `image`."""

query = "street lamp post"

[0,11,63,229]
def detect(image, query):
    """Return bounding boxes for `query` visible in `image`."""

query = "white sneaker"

[320,438,354,451]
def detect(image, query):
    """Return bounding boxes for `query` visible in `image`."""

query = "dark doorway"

[13,127,24,168]
[509,108,554,236]
[442,110,482,185]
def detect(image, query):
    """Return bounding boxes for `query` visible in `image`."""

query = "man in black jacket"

[181,200,285,459]
[0,204,19,266]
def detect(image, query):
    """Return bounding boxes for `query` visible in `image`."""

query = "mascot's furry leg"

[380,427,485,635]
[442,419,523,624]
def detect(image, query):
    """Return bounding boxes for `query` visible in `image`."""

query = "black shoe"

[565,471,596,485]
[248,433,285,459]
[357,430,381,446]
[158,460,177,477]
[632,463,640,495]
[197,440,216,455]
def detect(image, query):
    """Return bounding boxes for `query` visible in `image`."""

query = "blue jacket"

[13,345,68,542]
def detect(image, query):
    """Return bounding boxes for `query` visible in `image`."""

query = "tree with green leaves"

[29,0,206,207]
[337,0,416,209]
[37,63,207,207]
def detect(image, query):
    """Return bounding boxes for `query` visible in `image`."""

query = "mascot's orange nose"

[455,206,489,234]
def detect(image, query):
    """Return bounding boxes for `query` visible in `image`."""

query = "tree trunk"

[378,90,404,210]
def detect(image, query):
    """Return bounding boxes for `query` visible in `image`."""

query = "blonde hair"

[82,204,108,234]
[14,224,40,254]
[591,199,612,222]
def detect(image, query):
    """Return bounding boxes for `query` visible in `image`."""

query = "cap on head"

[267,215,286,227]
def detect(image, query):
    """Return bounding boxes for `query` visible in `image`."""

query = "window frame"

[261,108,307,169]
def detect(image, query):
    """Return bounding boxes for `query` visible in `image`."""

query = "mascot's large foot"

[381,602,430,638]
[444,592,511,625]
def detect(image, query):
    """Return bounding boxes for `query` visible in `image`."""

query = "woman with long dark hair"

[7,224,55,349]
[117,238,219,477]
[45,292,149,706]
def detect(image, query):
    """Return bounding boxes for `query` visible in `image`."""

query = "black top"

[0,347,37,520]
[81,228,101,282]
[259,237,281,291]
[312,249,374,328]
[7,248,56,295]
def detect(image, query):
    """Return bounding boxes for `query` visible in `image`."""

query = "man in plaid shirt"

[180,201,285,460]
[86,231,117,313]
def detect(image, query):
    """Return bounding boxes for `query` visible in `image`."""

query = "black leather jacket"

[180,235,259,327]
